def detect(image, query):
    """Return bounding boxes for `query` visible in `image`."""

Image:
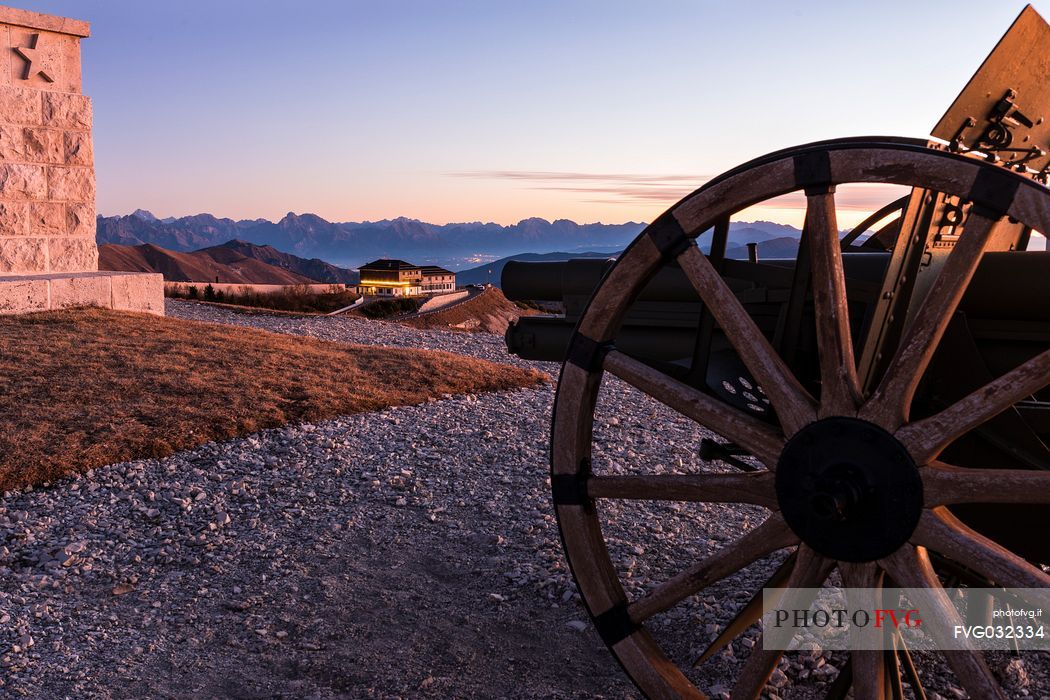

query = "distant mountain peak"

[278,211,329,227]
[131,209,158,222]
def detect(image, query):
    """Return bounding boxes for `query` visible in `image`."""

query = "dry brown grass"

[0,308,548,492]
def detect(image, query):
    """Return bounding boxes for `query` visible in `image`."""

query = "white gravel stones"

[0,300,1041,698]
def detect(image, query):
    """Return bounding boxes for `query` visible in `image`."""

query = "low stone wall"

[0,270,163,314]
[416,289,469,313]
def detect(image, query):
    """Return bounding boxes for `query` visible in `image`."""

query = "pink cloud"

[450,170,710,205]
[451,170,910,212]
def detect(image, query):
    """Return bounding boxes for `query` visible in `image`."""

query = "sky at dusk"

[19,0,1043,227]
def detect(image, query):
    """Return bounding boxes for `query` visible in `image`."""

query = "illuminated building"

[356,259,457,297]
[419,266,456,293]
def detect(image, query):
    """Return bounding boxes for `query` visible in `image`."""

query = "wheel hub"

[775,417,923,562]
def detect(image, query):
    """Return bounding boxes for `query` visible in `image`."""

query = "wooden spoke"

[897,347,1050,463]
[879,544,1005,700]
[732,546,835,700]
[693,552,797,666]
[921,462,1050,506]
[840,195,910,249]
[885,647,905,700]
[587,471,777,509]
[824,660,853,700]
[627,513,798,623]
[911,507,1050,589]
[860,211,1004,431]
[838,562,890,700]
[678,244,818,435]
[603,349,785,467]
[848,651,888,700]
[732,645,783,700]
[894,631,927,700]
[806,190,863,417]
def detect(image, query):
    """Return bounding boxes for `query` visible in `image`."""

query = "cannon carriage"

[503,7,1050,699]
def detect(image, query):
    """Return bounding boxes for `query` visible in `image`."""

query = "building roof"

[419,266,454,275]
[359,259,420,272]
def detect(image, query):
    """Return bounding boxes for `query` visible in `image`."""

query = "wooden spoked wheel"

[551,137,1050,699]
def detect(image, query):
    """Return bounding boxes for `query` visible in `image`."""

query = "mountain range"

[96,210,647,270]
[97,210,805,271]
[456,233,803,287]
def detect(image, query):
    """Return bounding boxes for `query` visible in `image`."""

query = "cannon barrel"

[502,259,614,301]
[503,258,713,304]
[506,316,701,362]
[503,257,716,362]
[503,250,1050,363]
[502,254,883,363]
[503,254,892,304]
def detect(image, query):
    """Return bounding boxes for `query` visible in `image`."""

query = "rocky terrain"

[0,301,1044,699]
[401,287,530,334]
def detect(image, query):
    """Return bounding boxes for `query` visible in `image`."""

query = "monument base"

[0,271,164,315]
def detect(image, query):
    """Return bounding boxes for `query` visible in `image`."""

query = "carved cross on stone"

[14,33,57,83]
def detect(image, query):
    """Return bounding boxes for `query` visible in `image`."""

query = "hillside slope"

[99,243,315,284]
[401,288,534,334]
[206,240,358,284]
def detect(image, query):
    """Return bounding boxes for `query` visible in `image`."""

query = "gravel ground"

[0,300,1045,699]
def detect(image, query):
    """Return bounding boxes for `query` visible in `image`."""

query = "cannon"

[504,6,1050,699]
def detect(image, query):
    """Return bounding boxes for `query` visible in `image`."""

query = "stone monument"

[0,5,163,315]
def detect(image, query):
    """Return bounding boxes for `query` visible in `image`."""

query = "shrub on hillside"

[167,283,358,313]
[357,297,425,319]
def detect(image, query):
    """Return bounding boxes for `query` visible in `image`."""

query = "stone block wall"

[0,5,163,316]
[0,7,95,275]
